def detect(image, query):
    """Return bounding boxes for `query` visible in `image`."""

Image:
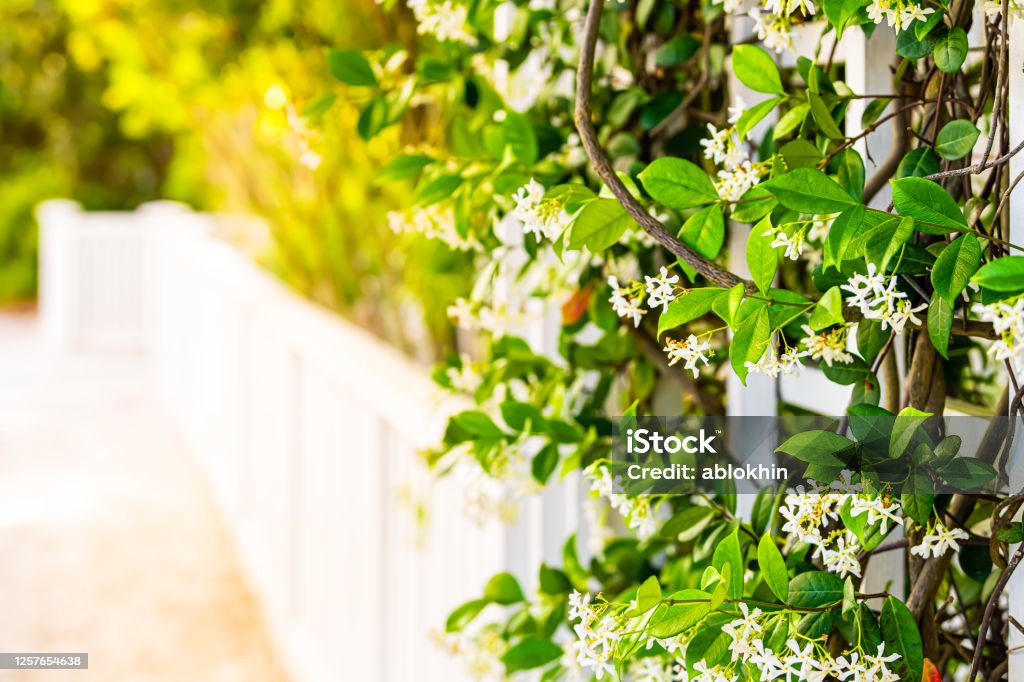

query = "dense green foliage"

[326,0,1024,679]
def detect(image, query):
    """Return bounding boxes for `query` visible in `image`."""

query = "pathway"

[0,311,288,682]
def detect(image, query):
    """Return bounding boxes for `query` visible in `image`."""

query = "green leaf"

[891,177,965,233]
[655,35,701,66]
[825,0,869,37]
[416,173,463,206]
[889,407,932,459]
[685,614,735,675]
[484,573,525,604]
[939,458,999,489]
[732,44,785,94]
[972,256,1024,292]
[809,92,845,140]
[502,401,547,432]
[568,199,632,251]
[501,638,563,673]
[777,430,856,467]
[732,186,777,223]
[531,443,559,484]
[637,575,663,614]
[639,158,719,210]
[712,529,744,599]
[901,473,935,525]
[931,233,981,302]
[781,139,824,169]
[658,288,726,335]
[775,103,810,140]
[730,305,771,384]
[538,564,573,595]
[758,535,789,602]
[823,205,865,269]
[736,96,784,141]
[809,286,845,330]
[935,119,980,160]
[788,571,845,608]
[881,596,924,682]
[896,147,941,179]
[928,296,953,359]
[747,218,779,295]
[453,410,505,439]
[837,148,866,201]
[763,168,859,214]
[649,591,713,638]
[933,27,969,74]
[328,48,378,86]
[378,154,433,183]
[878,217,915,272]
[446,599,489,632]
[681,205,726,258]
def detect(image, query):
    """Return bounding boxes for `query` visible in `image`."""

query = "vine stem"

[573,0,749,291]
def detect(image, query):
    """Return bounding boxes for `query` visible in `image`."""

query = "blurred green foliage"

[0,0,469,357]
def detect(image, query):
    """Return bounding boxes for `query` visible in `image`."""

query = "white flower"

[799,325,854,366]
[849,495,904,535]
[663,334,714,378]
[842,265,924,335]
[975,297,1024,364]
[388,204,477,250]
[508,178,570,242]
[408,0,477,43]
[608,277,647,327]
[728,97,748,126]
[911,522,970,559]
[700,124,733,165]
[723,603,763,662]
[884,298,926,335]
[820,532,862,578]
[763,225,806,260]
[746,347,804,378]
[716,161,762,203]
[644,266,680,311]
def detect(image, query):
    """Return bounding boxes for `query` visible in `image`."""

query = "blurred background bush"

[0,0,471,359]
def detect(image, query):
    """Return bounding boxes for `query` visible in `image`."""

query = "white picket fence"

[39,200,523,682]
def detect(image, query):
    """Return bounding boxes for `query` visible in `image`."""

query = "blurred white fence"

[38,200,524,682]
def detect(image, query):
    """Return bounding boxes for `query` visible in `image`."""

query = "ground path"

[0,311,287,682]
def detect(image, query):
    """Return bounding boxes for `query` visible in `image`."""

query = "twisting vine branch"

[573,0,749,291]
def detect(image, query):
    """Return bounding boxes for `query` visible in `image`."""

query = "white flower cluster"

[780,474,904,579]
[746,346,805,378]
[799,324,854,366]
[507,179,571,242]
[865,0,934,32]
[841,264,926,335]
[388,204,477,250]
[609,276,647,327]
[407,0,477,44]
[910,521,970,559]
[663,334,714,378]
[699,113,765,204]
[645,267,680,312]
[588,464,659,539]
[722,602,903,682]
[974,297,1024,365]
[568,590,621,680]
[439,627,507,681]
[609,269,681,327]
[447,297,528,336]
